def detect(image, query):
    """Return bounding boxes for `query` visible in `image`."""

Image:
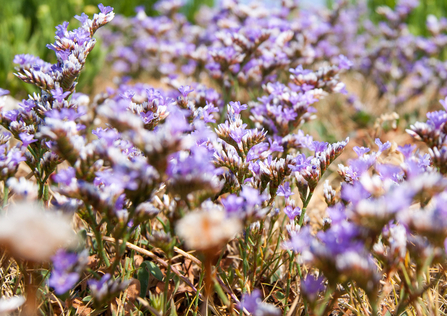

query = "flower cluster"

[2,0,447,315]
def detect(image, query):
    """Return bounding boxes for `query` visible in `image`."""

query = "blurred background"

[1,0,446,97]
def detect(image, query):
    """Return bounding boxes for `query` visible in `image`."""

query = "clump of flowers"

[1,0,447,315]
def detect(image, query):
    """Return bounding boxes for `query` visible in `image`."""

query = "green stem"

[242,226,250,293]
[2,182,8,209]
[163,258,172,315]
[85,204,110,266]
[192,270,205,316]
[283,250,294,315]
[249,220,264,291]
[298,191,314,227]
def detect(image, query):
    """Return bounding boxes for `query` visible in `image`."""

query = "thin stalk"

[192,270,205,316]
[2,182,8,209]
[283,250,294,316]
[249,220,264,291]
[163,257,172,315]
[241,226,250,294]
[298,191,314,227]
[85,204,110,266]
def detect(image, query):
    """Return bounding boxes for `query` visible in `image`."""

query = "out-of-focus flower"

[0,89,9,97]
[301,274,326,302]
[0,296,25,315]
[49,249,88,294]
[239,289,280,316]
[0,202,78,261]
[7,177,38,200]
[88,273,129,305]
[176,207,242,252]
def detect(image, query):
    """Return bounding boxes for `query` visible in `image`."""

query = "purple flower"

[376,164,402,181]
[88,273,111,293]
[284,226,314,252]
[282,108,298,122]
[347,158,372,178]
[178,85,194,97]
[229,101,247,114]
[353,146,370,157]
[268,138,284,153]
[9,150,26,165]
[327,204,347,224]
[229,128,247,143]
[240,186,266,207]
[289,65,312,76]
[301,275,325,302]
[249,161,261,175]
[136,111,152,124]
[311,141,328,153]
[341,182,370,204]
[418,153,431,169]
[239,289,262,314]
[4,110,19,122]
[50,87,71,102]
[74,13,89,24]
[120,90,135,100]
[247,142,269,161]
[375,138,391,153]
[385,186,413,213]
[338,54,353,70]
[47,108,85,121]
[427,111,447,129]
[397,144,416,159]
[49,270,80,295]
[98,3,114,14]
[92,128,120,146]
[53,167,76,186]
[96,166,139,191]
[277,182,293,199]
[284,205,301,220]
[203,103,219,123]
[19,133,37,147]
[166,107,191,134]
[289,154,311,172]
[221,194,244,214]
[0,88,9,97]
[440,97,447,111]
[52,249,78,271]
[19,99,36,112]
[54,21,69,38]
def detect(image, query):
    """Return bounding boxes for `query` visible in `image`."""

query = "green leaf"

[170,300,178,316]
[137,261,164,298]
[274,291,285,304]
[137,264,150,298]
[147,261,164,281]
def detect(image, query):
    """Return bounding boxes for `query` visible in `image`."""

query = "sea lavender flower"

[15,4,114,94]
[0,89,9,97]
[49,249,87,294]
[89,273,130,306]
[284,198,301,220]
[301,274,326,302]
[239,289,280,316]
[277,181,293,199]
